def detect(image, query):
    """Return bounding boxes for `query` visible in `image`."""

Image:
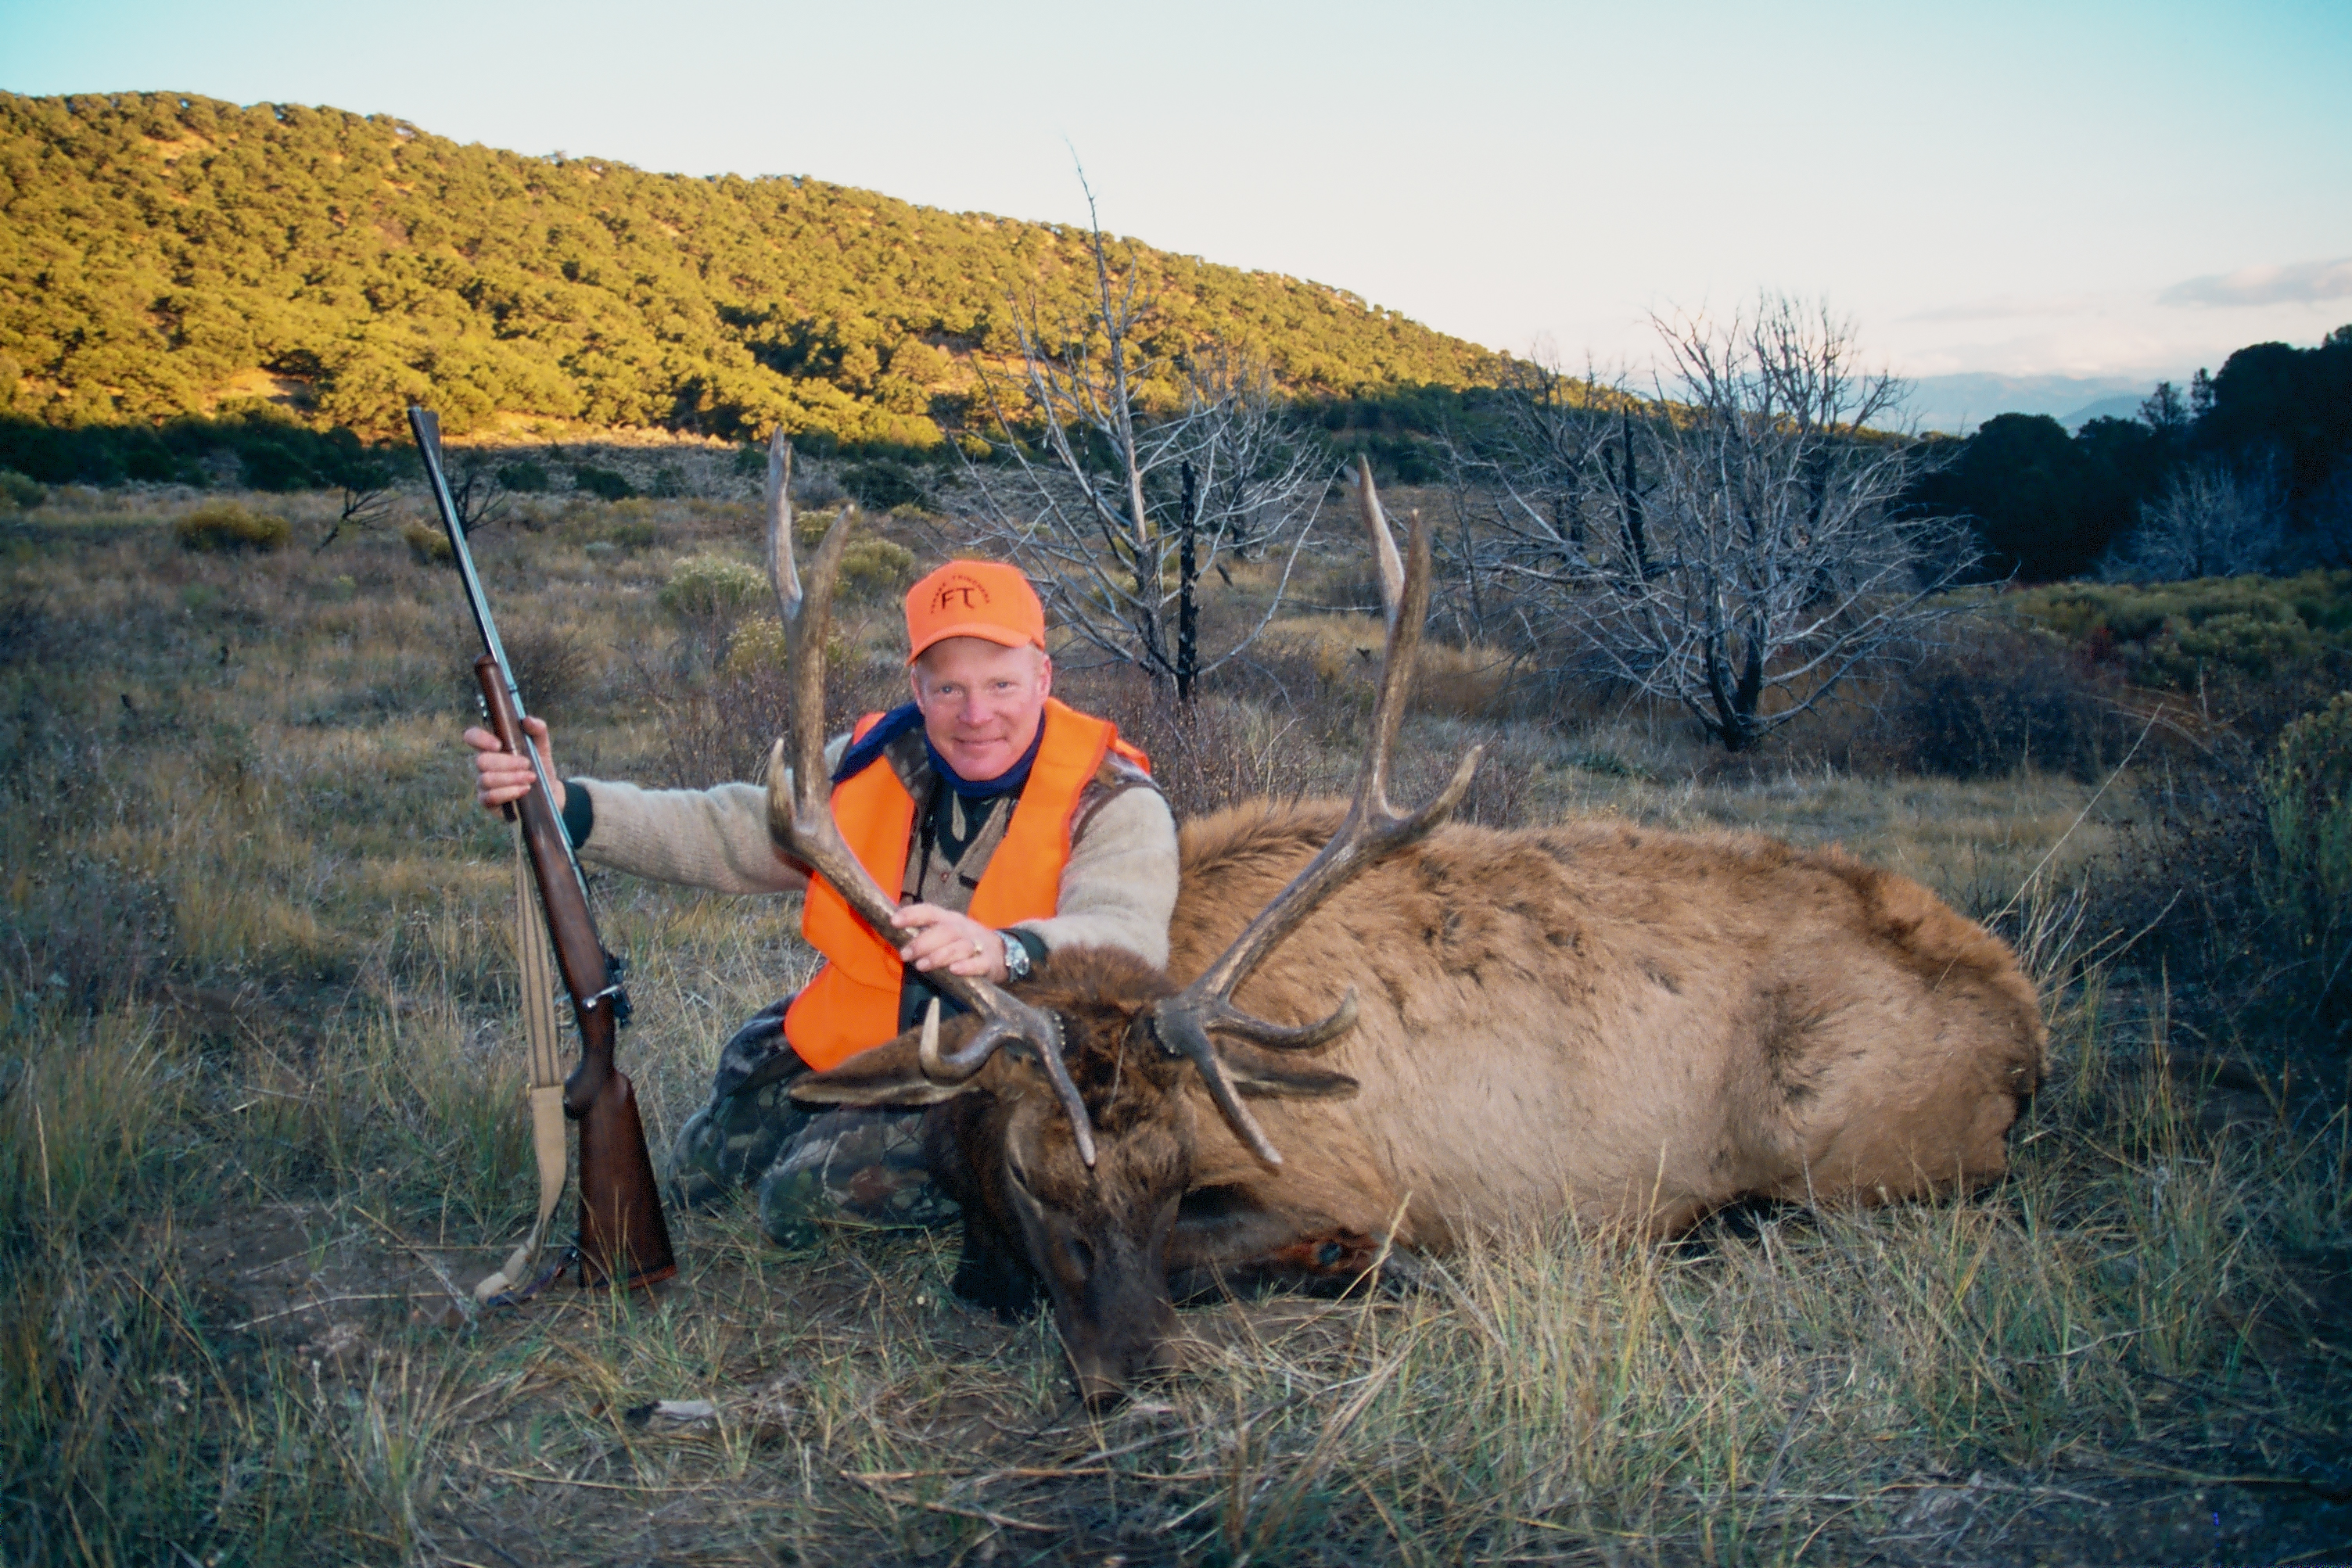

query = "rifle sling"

[474,816,571,1304]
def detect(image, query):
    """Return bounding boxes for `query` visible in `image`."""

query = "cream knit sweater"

[570,732,1179,967]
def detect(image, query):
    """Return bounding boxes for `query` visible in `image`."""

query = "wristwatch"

[999,929,1032,981]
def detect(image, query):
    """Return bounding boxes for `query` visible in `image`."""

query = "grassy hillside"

[0,91,1506,448]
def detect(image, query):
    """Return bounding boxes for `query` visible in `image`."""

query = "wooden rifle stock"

[475,657,675,1290]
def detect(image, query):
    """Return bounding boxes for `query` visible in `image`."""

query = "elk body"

[757,439,2048,1404]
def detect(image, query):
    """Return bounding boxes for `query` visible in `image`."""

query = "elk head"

[770,440,1477,1402]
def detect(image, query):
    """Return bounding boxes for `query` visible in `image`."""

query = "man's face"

[910,637,1052,780]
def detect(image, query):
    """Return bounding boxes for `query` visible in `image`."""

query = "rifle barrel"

[407,407,589,899]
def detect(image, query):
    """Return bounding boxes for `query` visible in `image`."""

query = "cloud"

[2160,257,2352,307]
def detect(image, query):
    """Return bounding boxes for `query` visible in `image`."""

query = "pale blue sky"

[5,0,2347,382]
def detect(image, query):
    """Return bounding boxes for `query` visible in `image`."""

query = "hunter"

[465,559,1177,1245]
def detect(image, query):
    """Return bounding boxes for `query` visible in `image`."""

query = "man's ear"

[1219,1042,1359,1101]
[792,1036,975,1108]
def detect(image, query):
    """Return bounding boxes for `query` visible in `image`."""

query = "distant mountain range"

[1898,373,2182,437]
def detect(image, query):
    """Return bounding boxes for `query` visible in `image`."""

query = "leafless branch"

[954,189,1327,699]
[1456,296,1979,750]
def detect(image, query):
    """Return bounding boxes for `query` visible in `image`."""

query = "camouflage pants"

[668,998,956,1248]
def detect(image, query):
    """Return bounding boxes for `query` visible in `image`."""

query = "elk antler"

[1151,457,1483,1167]
[759,433,1097,1166]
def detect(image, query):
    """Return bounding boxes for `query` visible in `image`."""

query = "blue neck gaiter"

[925,721,1044,800]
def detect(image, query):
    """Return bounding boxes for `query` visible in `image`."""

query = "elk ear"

[792,1037,976,1108]
[1219,1045,1359,1101]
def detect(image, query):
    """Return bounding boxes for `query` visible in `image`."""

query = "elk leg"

[923,1107,1043,1319]
[1166,1187,1410,1302]
[948,1204,1043,1319]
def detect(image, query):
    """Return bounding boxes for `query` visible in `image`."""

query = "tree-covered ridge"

[0,91,1505,446]
[1911,327,2352,580]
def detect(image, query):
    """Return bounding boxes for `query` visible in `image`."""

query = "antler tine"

[764,432,799,619]
[1354,454,1405,639]
[763,430,892,937]
[1151,491,1483,1167]
[1152,1007,1286,1167]
[915,1000,1096,1166]
[760,432,1097,1166]
[1181,500,1481,1009]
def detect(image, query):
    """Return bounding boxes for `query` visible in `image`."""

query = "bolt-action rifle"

[407,407,675,1290]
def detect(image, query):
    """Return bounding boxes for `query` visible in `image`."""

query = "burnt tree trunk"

[1704,628,1769,751]
[1176,459,1201,705]
[1614,409,1650,582]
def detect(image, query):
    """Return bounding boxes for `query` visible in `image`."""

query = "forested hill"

[0,91,1504,447]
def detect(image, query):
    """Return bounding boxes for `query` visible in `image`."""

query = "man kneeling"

[465,559,1176,1245]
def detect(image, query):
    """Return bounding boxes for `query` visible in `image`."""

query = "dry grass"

[2,495,2348,1565]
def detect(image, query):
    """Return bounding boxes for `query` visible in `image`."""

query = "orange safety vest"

[785,698,1150,1071]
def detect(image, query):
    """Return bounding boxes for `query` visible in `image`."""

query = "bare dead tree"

[445,454,510,535]
[314,454,400,550]
[957,185,1327,703]
[2102,460,2284,581]
[1473,296,1979,751]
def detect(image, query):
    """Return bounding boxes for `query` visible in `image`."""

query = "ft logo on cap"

[929,574,991,614]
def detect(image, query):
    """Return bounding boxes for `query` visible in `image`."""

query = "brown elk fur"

[1164,799,2047,1245]
[806,795,2048,1397]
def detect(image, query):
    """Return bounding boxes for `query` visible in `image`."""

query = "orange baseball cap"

[903,560,1047,662]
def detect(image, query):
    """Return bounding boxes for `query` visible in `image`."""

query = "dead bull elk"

[758,438,2049,1405]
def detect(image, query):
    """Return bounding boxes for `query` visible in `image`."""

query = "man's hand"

[891,903,1008,982]
[465,715,565,815]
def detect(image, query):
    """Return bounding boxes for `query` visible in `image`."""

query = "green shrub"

[497,459,551,493]
[795,504,844,546]
[721,616,849,679]
[2260,692,2352,1028]
[402,522,454,566]
[176,502,290,553]
[724,616,787,674]
[659,554,767,622]
[2138,608,2322,687]
[573,465,634,501]
[238,440,318,492]
[763,507,910,591]
[842,459,929,511]
[840,537,917,595]
[2004,570,2352,691]
[0,468,44,509]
